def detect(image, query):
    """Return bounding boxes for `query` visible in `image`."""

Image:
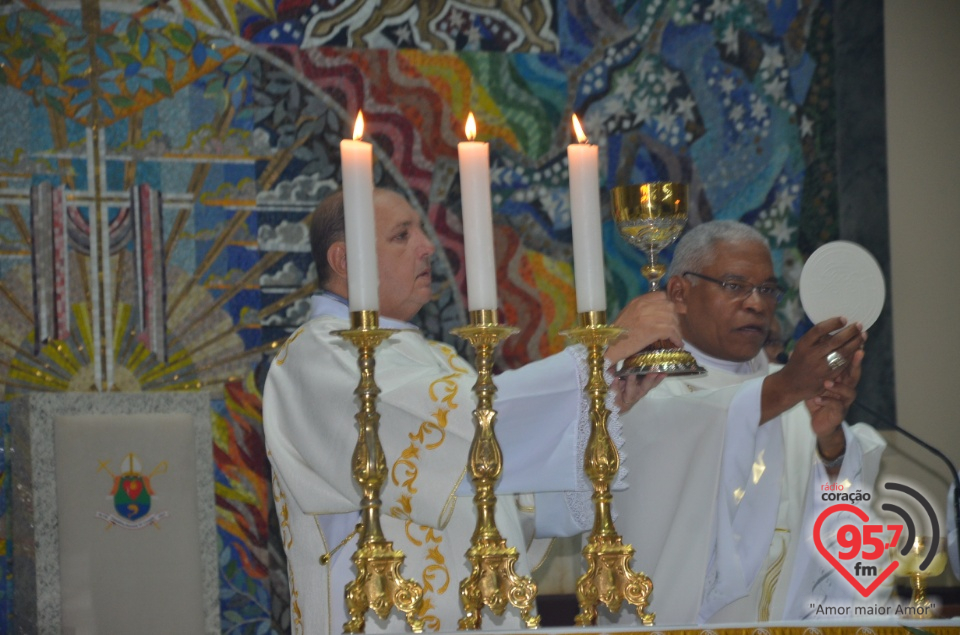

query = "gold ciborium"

[890,536,947,618]
[610,182,704,377]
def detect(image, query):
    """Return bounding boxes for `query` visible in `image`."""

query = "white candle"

[567,114,606,312]
[340,111,379,312]
[457,112,498,311]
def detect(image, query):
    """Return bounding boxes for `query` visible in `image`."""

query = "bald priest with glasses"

[614,221,887,625]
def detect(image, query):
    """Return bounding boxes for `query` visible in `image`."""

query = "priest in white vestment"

[616,221,888,625]
[263,189,679,635]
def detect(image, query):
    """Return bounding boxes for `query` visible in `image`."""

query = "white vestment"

[264,295,614,635]
[616,344,887,625]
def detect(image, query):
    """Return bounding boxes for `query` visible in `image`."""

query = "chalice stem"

[648,248,660,291]
[640,261,666,293]
[911,573,927,608]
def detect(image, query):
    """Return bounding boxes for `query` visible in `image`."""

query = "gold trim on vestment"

[381,340,468,629]
[516,499,536,514]
[529,537,556,574]
[269,464,302,635]
[440,468,468,529]
[275,325,306,366]
[312,515,330,635]
[758,530,788,621]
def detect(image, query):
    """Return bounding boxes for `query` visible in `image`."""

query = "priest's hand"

[613,373,666,413]
[761,317,865,424]
[605,293,682,365]
[805,347,864,470]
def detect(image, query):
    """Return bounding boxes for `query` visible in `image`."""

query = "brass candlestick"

[451,309,540,630]
[337,310,425,634]
[563,311,655,626]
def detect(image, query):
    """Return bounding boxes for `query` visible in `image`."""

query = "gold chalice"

[610,182,704,376]
[890,535,947,618]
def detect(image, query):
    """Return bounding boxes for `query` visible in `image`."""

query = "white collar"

[683,340,768,376]
[309,293,419,331]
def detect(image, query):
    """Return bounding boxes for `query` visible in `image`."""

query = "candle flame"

[572,114,588,144]
[465,112,477,141]
[353,111,364,140]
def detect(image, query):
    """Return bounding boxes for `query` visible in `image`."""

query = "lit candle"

[340,111,379,312]
[457,112,498,311]
[567,114,606,312]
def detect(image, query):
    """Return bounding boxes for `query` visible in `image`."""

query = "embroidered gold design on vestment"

[270,465,301,633]
[383,341,469,628]
[759,530,789,621]
[275,325,305,366]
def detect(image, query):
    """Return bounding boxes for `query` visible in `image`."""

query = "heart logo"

[123,479,143,499]
[813,503,898,597]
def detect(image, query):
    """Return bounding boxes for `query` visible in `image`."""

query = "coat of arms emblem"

[96,452,170,529]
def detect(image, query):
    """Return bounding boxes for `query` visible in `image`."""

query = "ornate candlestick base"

[452,310,540,630]
[336,310,425,634]
[563,311,655,627]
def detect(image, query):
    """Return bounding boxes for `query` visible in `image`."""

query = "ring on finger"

[826,350,846,371]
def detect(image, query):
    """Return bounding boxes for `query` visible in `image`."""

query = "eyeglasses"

[683,272,785,303]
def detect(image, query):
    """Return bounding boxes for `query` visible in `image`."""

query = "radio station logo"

[813,480,943,610]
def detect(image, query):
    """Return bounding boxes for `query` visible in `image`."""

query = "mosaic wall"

[0,1,843,632]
